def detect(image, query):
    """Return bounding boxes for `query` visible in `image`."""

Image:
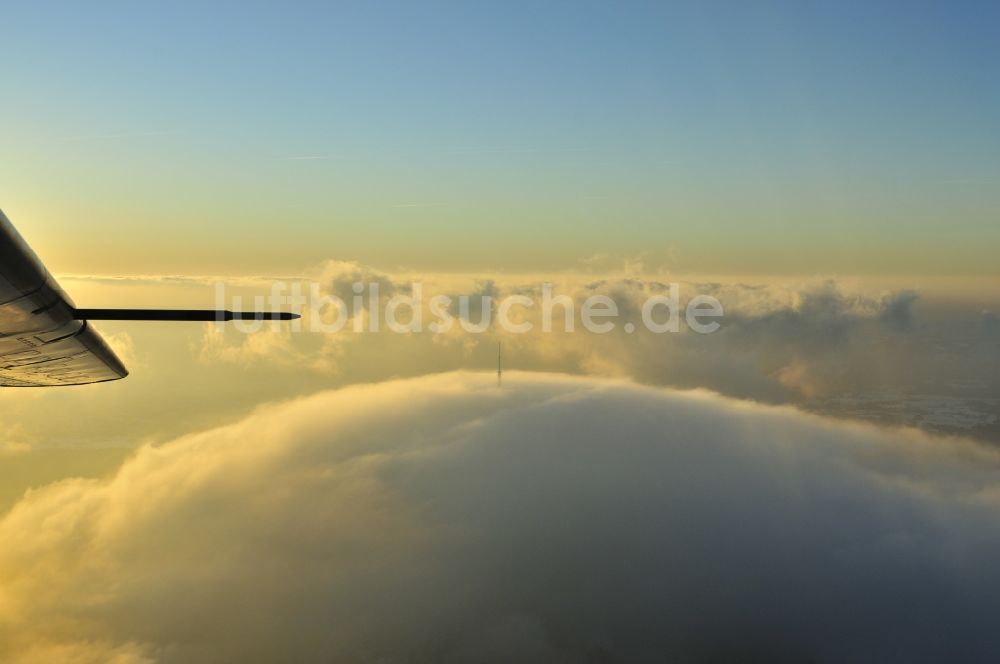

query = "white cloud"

[3,373,1000,662]
[196,322,301,367]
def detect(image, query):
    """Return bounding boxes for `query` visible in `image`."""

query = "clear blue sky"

[1,1,997,274]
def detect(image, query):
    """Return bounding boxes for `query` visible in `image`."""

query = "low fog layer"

[4,372,1000,662]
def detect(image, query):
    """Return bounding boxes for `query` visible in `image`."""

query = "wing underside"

[0,210,127,387]
[0,316,128,387]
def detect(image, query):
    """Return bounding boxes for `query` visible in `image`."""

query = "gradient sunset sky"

[7,5,1000,661]
[1,0,997,276]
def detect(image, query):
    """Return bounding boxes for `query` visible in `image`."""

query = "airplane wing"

[1,208,297,387]
[0,210,128,386]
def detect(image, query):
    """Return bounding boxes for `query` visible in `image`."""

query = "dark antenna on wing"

[72,309,298,321]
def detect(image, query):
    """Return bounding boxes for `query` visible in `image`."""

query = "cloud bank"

[4,373,1000,662]
[197,267,1000,440]
[203,265,931,404]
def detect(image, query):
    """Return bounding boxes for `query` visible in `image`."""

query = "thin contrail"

[60,130,181,142]
[267,154,340,161]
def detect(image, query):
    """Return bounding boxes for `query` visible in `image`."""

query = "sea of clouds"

[4,372,1000,662]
